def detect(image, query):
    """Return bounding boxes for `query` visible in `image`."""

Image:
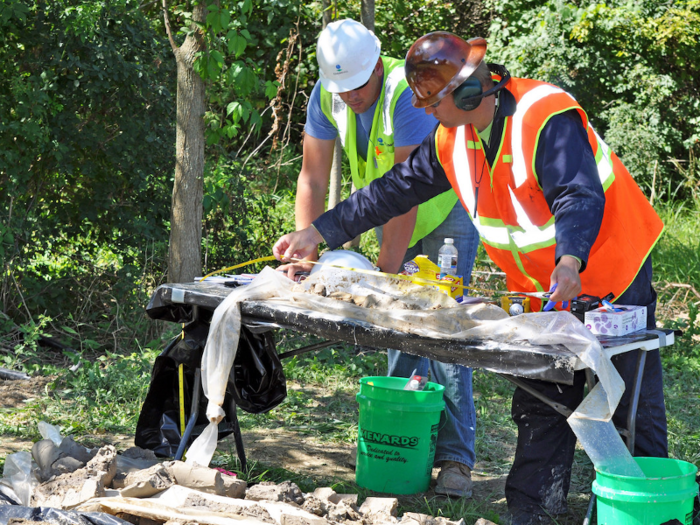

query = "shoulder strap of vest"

[379,56,409,136]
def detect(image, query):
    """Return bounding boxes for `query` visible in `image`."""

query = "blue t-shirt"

[304,78,437,160]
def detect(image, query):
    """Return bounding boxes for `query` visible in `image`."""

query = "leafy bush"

[487,0,700,199]
[0,0,175,331]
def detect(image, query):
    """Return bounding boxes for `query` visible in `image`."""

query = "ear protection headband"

[453,63,512,111]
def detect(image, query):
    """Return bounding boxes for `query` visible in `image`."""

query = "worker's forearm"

[376,207,418,274]
[295,177,328,229]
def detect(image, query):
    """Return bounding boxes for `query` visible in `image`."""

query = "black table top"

[146,282,673,385]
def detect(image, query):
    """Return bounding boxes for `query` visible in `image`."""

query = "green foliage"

[169,0,320,154]
[0,0,175,328]
[487,0,700,200]
[201,155,298,273]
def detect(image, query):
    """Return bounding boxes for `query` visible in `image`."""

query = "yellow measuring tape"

[199,255,277,281]
[200,254,501,296]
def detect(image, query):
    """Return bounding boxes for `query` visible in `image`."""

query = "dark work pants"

[505,258,669,516]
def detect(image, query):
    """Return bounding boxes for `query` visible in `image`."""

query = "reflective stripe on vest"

[512,84,574,188]
[382,66,405,136]
[331,95,348,148]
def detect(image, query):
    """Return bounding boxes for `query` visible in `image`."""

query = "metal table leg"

[229,405,247,473]
[499,374,573,417]
[175,369,202,461]
[622,350,647,453]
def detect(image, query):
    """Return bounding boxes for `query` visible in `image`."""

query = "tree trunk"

[322,0,333,27]
[327,137,342,209]
[361,0,375,32]
[323,1,343,212]
[168,5,207,283]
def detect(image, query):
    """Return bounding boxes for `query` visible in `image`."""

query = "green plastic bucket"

[355,376,445,495]
[592,457,699,525]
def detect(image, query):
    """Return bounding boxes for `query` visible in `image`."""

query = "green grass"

[654,201,700,286]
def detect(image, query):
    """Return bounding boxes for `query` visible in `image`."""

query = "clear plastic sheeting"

[194,267,634,472]
[0,452,38,507]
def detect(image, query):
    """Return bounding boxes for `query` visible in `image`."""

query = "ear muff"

[453,63,512,112]
[453,77,483,111]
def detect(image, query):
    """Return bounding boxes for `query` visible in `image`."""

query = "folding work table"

[143,280,674,475]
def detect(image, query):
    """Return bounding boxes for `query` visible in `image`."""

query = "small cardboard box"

[584,305,647,336]
[402,255,463,300]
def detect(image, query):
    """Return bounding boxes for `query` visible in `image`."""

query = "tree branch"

[162,0,179,54]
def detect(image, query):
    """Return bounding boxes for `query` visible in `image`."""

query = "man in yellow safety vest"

[278,20,480,498]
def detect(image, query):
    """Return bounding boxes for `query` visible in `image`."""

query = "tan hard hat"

[405,33,487,108]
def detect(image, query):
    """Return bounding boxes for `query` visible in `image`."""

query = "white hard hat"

[316,19,381,93]
[310,250,374,275]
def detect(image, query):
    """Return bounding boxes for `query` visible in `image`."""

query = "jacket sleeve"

[535,110,606,272]
[313,127,453,249]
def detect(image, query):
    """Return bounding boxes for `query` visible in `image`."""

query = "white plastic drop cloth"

[188,266,641,475]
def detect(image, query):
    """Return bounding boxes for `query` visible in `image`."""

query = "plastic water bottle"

[437,238,458,277]
[404,369,428,391]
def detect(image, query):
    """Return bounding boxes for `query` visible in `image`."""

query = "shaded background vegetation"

[0,0,698,357]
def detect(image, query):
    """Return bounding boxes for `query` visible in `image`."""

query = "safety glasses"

[349,73,373,92]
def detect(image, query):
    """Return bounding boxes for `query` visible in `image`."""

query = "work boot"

[435,461,472,497]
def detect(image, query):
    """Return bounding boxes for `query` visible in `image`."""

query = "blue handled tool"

[543,283,570,312]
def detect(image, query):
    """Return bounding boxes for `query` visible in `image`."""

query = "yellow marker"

[178,363,186,436]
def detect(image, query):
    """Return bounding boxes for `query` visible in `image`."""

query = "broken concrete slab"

[301,496,325,517]
[326,501,362,523]
[119,463,174,498]
[77,495,271,525]
[152,485,323,525]
[401,513,466,525]
[310,487,336,503]
[32,445,118,509]
[246,481,304,506]
[165,461,224,494]
[179,490,275,523]
[280,513,330,525]
[473,520,497,525]
[329,493,357,506]
[222,473,246,499]
[359,497,399,517]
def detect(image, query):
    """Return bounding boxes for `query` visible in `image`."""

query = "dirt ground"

[1,375,508,510]
[232,427,508,504]
[1,375,53,457]
[0,375,134,458]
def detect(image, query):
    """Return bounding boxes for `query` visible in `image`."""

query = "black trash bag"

[229,326,287,414]
[135,320,286,456]
[0,505,131,525]
[135,320,226,456]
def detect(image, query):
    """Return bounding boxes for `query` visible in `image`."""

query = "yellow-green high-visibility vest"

[319,56,458,247]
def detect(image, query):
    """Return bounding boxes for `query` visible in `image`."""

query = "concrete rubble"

[2,442,472,525]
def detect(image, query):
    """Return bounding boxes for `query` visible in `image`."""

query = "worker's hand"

[273,226,324,263]
[277,261,315,280]
[545,256,582,311]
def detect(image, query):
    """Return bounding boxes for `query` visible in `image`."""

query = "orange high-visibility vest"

[436,77,663,310]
